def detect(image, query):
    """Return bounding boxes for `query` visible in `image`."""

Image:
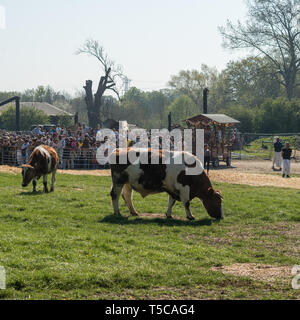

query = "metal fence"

[1,132,300,169]
[0,146,109,170]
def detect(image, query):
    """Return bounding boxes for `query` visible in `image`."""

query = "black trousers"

[204,156,210,172]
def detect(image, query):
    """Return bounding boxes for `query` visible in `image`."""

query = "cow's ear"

[215,190,223,199]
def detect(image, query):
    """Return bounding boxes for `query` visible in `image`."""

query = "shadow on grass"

[18,191,44,196]
[99,214,213,227]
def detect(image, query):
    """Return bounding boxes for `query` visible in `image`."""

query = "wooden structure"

[185,114,240,167]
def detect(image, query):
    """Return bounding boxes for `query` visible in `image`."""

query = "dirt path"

[1,160,300,189]
[231,160,300,174]
[209,170,300,189]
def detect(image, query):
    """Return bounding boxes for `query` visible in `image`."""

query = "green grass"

[0,172,300,300]
[240,135,299,160]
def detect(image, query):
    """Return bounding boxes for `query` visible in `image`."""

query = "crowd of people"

[1,124,295,176]
[0,124,109,169]
[0,123,205,170]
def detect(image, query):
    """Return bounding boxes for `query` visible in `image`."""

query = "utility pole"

[203,88,209,114]
[123,77,131,94]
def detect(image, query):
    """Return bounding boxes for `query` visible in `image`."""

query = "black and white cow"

[109,148,223,220]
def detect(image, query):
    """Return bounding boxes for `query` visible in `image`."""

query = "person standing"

[272,137,283,170]
[21,139,30,164]
[204,145,211,174]
[282,142,293,178]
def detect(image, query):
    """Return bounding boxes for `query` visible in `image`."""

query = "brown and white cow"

[21,145,59,193]
[109,148,223,220]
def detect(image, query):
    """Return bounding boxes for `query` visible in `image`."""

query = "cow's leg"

[184,201,194,220]
[50,170,56,192]
[179,186,194,220]
[122,184,139,216]
[110,183,123,216]
[32,178,37,193]
[43,174,49,193]
[166,195,176,219]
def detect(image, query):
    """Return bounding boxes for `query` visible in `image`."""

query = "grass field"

[0,172,299,300]
[241,135,300,160]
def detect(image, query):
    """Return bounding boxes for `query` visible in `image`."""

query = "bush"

[0,105,49,130]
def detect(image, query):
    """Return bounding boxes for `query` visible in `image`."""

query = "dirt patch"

[0,166,111,177]
[211,263,291,282]
[1,161,300,189]
[58,169,111,176]
[0,165,21,175]
[209,170,300,189]
[231,160,300,175]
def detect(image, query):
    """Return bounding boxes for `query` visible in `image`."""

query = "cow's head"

[21,165,35,187]
[202,187,223,220]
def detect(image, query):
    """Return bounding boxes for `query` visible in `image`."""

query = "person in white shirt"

[32,125,43,136]
[56,124,62,135]
[21,140,30,164]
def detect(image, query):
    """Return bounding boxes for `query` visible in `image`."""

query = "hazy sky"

[0,0,249,95]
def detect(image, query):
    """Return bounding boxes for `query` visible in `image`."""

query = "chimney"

[168,112,172,131]
[203,88,209,114]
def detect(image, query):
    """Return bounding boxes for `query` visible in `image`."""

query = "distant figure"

[32,125,43,136]
[56,124,62,135]
[272,137,283,170]
[204,145,211,174]
[21,139,30,164]
[282,142,292,178]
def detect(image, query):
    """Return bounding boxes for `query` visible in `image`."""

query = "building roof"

[0,102,73,116]
[185,113,240,124]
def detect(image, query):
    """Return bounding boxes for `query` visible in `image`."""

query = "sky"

[0,0,249,96]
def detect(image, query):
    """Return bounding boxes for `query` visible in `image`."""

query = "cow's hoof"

[114,212,122,217]
[166,215,173,219]
[50,188,54,192]
[187,216,195,221]
[44,189,49,193]
[130,212,139,216]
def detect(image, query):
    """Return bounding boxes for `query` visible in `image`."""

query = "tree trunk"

[83,80,102,128]
[83,68,113,128]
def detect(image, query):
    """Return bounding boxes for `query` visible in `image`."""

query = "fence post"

[269,135,274,160]
[16,97,20,131]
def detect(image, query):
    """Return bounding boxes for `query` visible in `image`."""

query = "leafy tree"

[44,86,54,104]
[256,97,300,133]
[219,0,300,99]
[168,65,218,111]
[219,105,256,133]
[21,89,35,102]
[168,95,198,124]
[121,87,148,128]
[0,91,21,102]
[146,91,168,128]
[34,86,46,102]
[217,57,281,108]
[0,105,48,130]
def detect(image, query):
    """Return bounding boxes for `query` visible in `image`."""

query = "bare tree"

[219,0,300,99]
[76,39,124,127]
